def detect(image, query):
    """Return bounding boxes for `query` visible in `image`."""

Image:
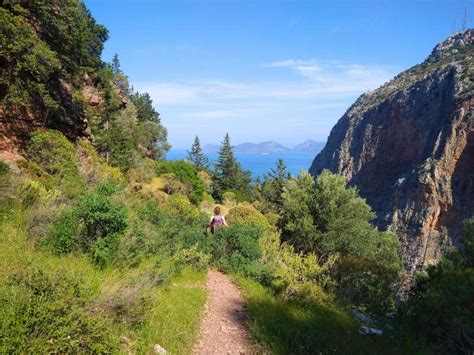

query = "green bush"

[0,7,61,111]
[155,160,204,204]
[46,186,127,265]
[278,170,402,313]
[404,218,474,353]
[76,192,127,252]
[27,130,78,177]
[0,160,10,177]
[210,224,263,275]
[258,232,335,300]
[0,266,118,353]
[163,194,206,226]
[46,209,79,254]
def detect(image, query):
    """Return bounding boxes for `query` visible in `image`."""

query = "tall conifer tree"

[213,133,251,199]
[187,136,209,170]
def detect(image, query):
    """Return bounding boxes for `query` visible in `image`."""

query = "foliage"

[155,160,205,204]
[258,159,291,213]
[76,139,124,185]
[278,170,402,313]
[404,217,474,353]
[212,133,252,201]
[75,189,127,251]
[27,130,78,178]
[226,204,271,230]
[6,0,108,74]
[106,103,140,172]
[0,264,118,353]
[161,173,189,195]
[129,90,170,160]
[46,183,127,267]
[187,135,209,170]
[17,179,55,206]
[209,224,263,276]
[0,7,61,111]
[162,194,205,226]
[0,160,9,177]
[235,276,426,355]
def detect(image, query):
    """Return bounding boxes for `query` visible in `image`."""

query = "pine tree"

[213,133,251,199]
[187,136,209,170]
[111,53,129,94]
[111,53,121,75]
[269,159,290,183]
[261,159,290,212]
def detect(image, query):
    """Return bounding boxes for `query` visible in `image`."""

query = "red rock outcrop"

[310,30,474,278]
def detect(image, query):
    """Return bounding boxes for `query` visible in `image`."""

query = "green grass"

[137,268,207,354]
[234,276,428,355]
[0,212,208,354]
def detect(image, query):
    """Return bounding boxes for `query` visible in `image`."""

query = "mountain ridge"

[203,139,325,154]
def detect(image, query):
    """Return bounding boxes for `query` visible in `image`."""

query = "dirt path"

[193,269,251,354]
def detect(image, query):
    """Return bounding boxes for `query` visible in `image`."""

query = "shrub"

[210,224,263,275]
[259,232,335,300]
[222,191,237,205]
[0,160,10,177]
[76,192,127,252]
[199,192,215,212]
[91,233,122,267]
[278,170,402,313]
[404,218,474,353]
[17,179,56,206]
[46,209,79,254]
[27,130,78,177]
[163,194,206,226]
[128,158,157,183]
[76,139,124,185]
[155,160,204,204]
[161,173,190,195]
[198,170,213,193]
[158,245,210,281]
[226,204,271,230]
[0,266,119,353]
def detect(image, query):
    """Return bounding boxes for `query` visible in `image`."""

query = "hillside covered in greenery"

[0,1,472,354]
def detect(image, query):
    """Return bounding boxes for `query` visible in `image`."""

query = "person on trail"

[207,206,228,233]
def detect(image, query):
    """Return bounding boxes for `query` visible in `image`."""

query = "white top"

[209,215,228,226]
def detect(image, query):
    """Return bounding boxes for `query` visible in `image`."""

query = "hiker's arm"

[206,216,213,228]
[222,216,228,227]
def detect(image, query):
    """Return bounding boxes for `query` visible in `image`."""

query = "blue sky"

[84,0,471,149]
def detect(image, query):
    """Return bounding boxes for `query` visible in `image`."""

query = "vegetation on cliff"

[0,0,472,353]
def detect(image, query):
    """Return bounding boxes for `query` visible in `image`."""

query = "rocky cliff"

[310,30,474,278]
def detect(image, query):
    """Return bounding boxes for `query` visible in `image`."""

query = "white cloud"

[132,59,399,146]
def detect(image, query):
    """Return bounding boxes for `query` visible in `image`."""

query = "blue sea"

[166,150,319,178]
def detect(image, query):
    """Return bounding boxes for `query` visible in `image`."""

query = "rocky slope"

[310,30,474,278]
[0,3,108,157]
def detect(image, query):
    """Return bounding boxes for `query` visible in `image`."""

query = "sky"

[84,0,471,149]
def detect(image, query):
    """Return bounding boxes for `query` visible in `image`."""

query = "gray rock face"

[310,30,474,279]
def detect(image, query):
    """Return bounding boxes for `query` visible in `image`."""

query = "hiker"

[207,206,228,233]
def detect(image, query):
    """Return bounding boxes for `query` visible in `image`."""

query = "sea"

[165,149,320,178]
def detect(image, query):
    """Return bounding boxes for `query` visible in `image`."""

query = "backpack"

[211,215,224,233]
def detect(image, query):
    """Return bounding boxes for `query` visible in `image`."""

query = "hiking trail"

[193,269,251,354]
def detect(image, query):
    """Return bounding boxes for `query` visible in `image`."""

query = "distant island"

[203,140,325,155]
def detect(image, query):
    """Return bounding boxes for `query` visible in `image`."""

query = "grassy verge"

[0,213,208,353]
[137,268,207,354]
[234,276,428,355]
